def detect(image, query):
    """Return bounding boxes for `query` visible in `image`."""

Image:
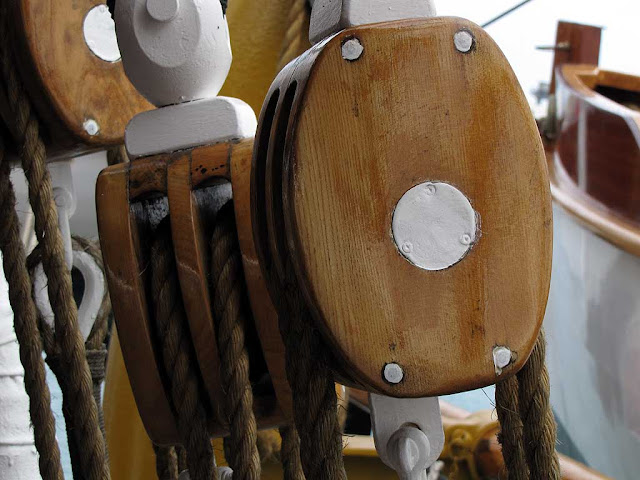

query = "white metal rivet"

[493,346,512,375]
[83,119,100,136]
[147,0,180,22]
[460,234,472,245]
[425,183,436,195]
[454,30,474,53]
[342,38,364,61]
[401,242,413,254]
[383,363,404,384]
[82,5,121,62]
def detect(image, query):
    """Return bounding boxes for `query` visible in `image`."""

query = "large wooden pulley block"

[253,17,552,397]
[3,0,150,156]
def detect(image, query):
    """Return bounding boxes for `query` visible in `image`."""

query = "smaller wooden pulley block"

[252,16,553,399]
[3,0,151,157]
[97,139,289,445]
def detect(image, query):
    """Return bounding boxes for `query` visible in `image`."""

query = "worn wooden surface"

[549,64,640,257]
[167,149,228,427]
[96,159,178,445]
[230,139,293,419]
[279,18,551,397]
[7,0,151,155]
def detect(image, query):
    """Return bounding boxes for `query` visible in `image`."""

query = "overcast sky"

[436,0,640,106]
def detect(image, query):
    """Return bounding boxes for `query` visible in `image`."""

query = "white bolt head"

[383,363,404,384]
[83,119,100,136]
[146,0,180,22]
[454,30,475,53]
[342,38,363,61]
[392,182,478,271]
[493,346,512,375]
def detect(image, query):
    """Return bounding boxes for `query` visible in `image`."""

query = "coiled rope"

[210,202,261,480]
[149,217,217,480]
[0,3,109,479]
[496,329,561,479]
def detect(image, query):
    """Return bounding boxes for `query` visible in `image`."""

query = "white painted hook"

[32,159,105,342]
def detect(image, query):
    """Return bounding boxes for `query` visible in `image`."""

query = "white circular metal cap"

[383,363,404,384]
[83,119,100,136]
[392,182,477,271]
[83,5,121,62]
[493,346,512,375]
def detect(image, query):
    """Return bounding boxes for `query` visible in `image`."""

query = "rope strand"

[516,330,561,480]
[150,218,217,480]
[210,203,261,480]
[0,5,108,478]
[0,145,64,480]
[495,375,530,480]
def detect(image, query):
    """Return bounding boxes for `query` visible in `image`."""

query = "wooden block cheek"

[284,18,552,397]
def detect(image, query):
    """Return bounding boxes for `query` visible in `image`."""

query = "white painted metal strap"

[310,0,438,45]
[125,96,257,158]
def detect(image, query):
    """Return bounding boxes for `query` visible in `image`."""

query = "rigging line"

[482,0,534,28]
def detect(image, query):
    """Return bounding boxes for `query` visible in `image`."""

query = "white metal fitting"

[493,346,513,375]
[392,181,478,271]
[370,394,444,480]
[454,29,475,53]
[114,0,232,107]
[309,0,438,45]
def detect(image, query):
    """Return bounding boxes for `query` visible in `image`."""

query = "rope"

[276,0,311,73]
[210,202,261,480]
[279,426,304,480]
[152,444,179,480]
[495,375,529,479]
[280,260,346,480]
[150,218,217,480]
[516,330,561,480]
[0,142,64,480]
[0,4,108,479]
[27,237,112,477]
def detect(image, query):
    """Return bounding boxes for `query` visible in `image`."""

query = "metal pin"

[383,363,404,384]
[342,38,364,61]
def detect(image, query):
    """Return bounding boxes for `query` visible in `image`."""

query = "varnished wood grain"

[550,64,640,256]
[96,163,178,445]
[550,21,601,94]
[8,0,151,154]
[279,18,551,396]
[230,139,292,419]
[167,152,227,427]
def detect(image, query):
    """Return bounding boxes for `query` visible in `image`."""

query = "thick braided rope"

[276,0,310,72]
[516,330,561,480]
[279,425,305,480]
[0,147,64,480]
[210,203,261,480]
[280,261,346,480]
[152,444,179,480]
[150,219,217,480]
[495,375,529,479]
[0,7,108,479]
